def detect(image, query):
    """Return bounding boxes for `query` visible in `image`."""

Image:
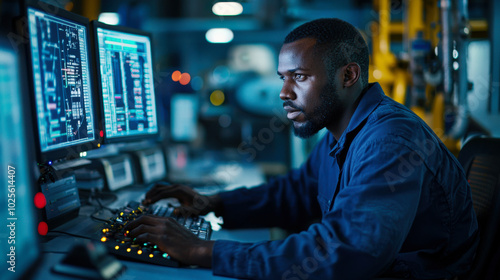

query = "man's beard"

[292,82,342,139]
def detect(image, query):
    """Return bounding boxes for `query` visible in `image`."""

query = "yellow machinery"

[369,0,482,155]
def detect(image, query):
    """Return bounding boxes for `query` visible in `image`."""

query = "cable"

[95,197,118,213]
[96,191,118,202]
[91,209,111,223]
[79,188,118,205]
[79,188,119,214]
[48,230,93,240]
[41,250,68,254]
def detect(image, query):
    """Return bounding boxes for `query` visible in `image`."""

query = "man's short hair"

[284,18,369,87]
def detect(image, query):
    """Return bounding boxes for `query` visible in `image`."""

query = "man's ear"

[342,63,361,88]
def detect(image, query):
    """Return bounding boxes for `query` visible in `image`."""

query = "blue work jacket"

[213,83,479,279]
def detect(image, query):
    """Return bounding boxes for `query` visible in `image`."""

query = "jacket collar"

[329,82,385,156]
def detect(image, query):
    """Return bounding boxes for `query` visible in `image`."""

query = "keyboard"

[99,202,212,267]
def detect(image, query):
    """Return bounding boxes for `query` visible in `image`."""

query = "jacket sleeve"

[212,140,423,279]
[217,135,331,230]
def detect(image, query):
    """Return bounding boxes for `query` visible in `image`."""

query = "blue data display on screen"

[96,28,158,139]
[28,8,95,152]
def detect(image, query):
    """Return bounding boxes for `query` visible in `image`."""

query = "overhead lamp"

[205,28,234,44]
[212,2,243,16]
[98,12,120,25]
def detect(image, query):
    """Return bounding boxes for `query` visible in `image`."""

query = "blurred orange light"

[179,73,191,85]
[172,70,182,82]
[65,2,74,11]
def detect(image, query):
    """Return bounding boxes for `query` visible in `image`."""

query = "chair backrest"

[457,137,500,280]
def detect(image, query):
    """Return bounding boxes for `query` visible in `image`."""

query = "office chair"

[457,137,500,280]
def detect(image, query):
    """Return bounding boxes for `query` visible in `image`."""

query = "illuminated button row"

[112,243,170,259]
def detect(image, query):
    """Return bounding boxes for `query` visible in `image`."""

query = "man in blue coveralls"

[125,18,479,279]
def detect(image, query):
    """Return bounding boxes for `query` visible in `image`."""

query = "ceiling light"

[212,2,243,16]
[98,13,120,25]
[206,28,234,44]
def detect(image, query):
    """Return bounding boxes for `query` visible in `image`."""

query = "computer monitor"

[25,2,99,164]
[0,39,40,280]
[91,21,159,143]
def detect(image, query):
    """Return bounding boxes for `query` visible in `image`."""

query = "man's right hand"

[142,182,222,216]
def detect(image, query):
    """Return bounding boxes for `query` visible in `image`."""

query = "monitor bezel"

[90,20,161,144]
[23,0,101,164]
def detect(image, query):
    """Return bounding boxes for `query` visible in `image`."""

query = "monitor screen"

[94,23,159,141]
[0,42,40,279]
[27,7,95,155]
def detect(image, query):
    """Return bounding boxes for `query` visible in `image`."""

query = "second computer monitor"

[92,21,159,143]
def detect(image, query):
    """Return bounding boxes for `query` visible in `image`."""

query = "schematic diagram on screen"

[28,9,94,152]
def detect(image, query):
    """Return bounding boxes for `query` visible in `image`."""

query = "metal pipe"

[449,0,470,139]
[440,0,453,104]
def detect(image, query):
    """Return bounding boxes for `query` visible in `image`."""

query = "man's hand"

[143,182,222,216]
[124,215,214,268]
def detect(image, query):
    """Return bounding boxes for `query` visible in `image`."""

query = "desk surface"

[34,227,271,280]
[33,161,269,280]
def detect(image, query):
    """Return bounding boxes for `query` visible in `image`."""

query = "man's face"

[278,38,344,138]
